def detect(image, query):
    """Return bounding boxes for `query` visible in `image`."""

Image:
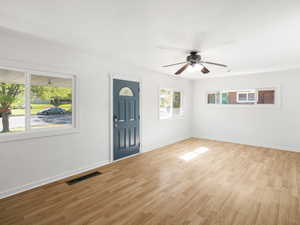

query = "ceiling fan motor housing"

[187,51,201,65]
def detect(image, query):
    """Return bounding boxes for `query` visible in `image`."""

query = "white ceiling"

[0,0,299,79]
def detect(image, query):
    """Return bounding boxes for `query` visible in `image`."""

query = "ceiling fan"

[162,51,228,75]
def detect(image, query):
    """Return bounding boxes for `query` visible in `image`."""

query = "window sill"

[159,115,185,120]
[0,126,79,143]
[206,104,280,108]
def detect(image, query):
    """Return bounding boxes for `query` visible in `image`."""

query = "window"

[0,69,25,133]
[172,91,182,116]
[0,67,76,137]
[207,93,216,104]
[207,92,222,104]
[221,92,229,104]
[207,88,276,105]
[237,91,257,103]
[119,87,134,96]
[30,75,73,130]
[237,93,247,102]
[160,89,183,119]
[257,90,275,104]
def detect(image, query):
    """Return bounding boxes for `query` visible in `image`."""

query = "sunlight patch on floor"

[179,147,209,161]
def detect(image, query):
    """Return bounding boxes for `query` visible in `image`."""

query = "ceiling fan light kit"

[162,50,228,76]
[201,66,210,74]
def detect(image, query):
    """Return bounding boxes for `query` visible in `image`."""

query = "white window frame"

[236,91,257,103]
[207,92,216,104]
[207,91,222,104]
[0,65,78,143]
[159,88,184,120]
[205,86,280,108]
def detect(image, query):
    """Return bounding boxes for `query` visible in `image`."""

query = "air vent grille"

[66,171,102,185]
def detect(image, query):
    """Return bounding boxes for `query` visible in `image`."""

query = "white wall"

[192,70,300,152]
[3,26,299,199]
[0,28,193,198]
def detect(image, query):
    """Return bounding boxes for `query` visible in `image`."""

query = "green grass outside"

[11,104,72,116]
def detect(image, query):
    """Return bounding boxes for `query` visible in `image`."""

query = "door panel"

[113,79,140,160]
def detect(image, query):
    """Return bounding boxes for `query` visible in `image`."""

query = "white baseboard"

[0,136,191,199]
[2,135,298,200]
[193,135,300,153]
[0,136,191,200]
[0,160,109,199]
[142,135,191,153]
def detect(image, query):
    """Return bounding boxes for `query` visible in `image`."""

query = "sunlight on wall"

[179,147,209,161]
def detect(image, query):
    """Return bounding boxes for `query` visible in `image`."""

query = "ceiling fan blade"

[201,61,228,67]
[201,66,210,74]
[162,62,187,67]
[175,64,189,75]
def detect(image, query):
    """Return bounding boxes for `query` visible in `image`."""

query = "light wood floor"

[1,138,300,225]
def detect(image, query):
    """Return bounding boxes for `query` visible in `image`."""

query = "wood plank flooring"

[1,138,300,225]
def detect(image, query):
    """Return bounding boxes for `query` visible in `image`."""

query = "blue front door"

[113,79,140,160]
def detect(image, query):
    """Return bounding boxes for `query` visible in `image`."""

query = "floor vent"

[66,171,102,185]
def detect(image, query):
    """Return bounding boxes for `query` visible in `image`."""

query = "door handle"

[113,115,118,127]
[113,115,118,122]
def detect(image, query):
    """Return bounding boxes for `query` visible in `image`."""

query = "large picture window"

[0,67,76,137]
[159,89,183,119]
[207,88,276,105]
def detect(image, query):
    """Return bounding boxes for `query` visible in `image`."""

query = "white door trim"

[108,73,143,162]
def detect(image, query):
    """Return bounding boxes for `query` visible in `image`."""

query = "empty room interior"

[0,1,300,225]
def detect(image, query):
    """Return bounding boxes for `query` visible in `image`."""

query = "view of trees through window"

[0,69,25,133]
[30,75,72,129]
[0,68,73,134]
[160,89,182,119]
[173,91,182,115]
[207,89,275,105]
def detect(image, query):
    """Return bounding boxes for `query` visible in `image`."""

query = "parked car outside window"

[37,107,66,115]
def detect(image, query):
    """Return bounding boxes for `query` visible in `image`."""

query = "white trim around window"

[0,65,78,143]
[236,91,257,103]
[205,86,280,108]
[159,88,184,120]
